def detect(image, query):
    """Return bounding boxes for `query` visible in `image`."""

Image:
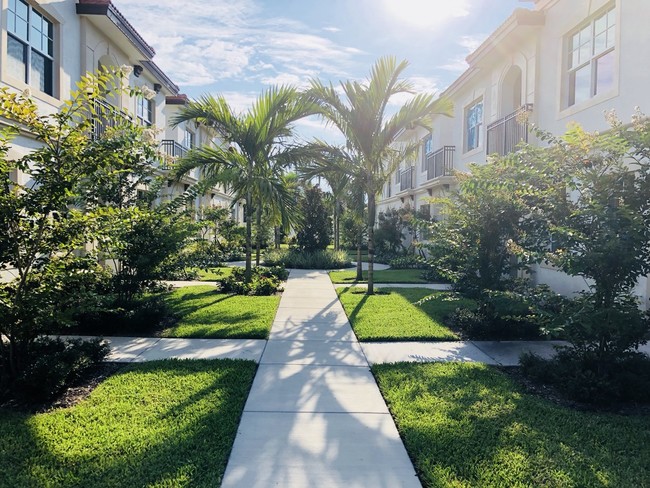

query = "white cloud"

[382,0,471,29]
[458,35,483,52]
[294,116,345,144]
[260,73,310,89]
[111,0,363,90]
[388,76,441,107]
[217,91,259,114]
[438,34,487,73]
[322,26,341,33]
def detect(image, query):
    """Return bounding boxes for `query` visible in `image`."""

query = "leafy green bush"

[521,292,650,404]
[521,349,650,404]
[560,293,649,362]
[10,337,109,403]
[447,288,555,340]
[388,254,428,269]
[71,293,171,336]
[219,266,286,295]
[264,249,351,269]
[101,208,194,303]
[296,186,331,251]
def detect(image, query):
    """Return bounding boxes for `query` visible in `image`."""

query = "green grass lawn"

[329,268,431,283]
[373,362,650,488]
[0,359,256,487]
[337,287,470,341]
[162,285,280,339]
[194,266,233,281]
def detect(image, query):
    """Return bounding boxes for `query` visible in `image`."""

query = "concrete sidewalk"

[221,269,421,488]
[361,340,568,366]
[333,282,452,290]
[60,336,266,363]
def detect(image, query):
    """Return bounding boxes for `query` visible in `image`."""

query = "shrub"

[520,292,650,405]
[447,289,552,340]
[71,293,171,336]
[102,208,194,303]
[219,266,286,295]
[296,186,331,252]
[264,249,351,269]
[388,254,428,269]
[521,349,650,404]
[9,337,109,403]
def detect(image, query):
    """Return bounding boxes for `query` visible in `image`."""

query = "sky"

[112,0,531,144]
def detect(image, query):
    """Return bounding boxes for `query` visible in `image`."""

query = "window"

[136,95,153,126]
[568,7,616,107]
[182,129,195,149]
[422,134,433,171]
[465,99,483,152]
[424,135,433,154]
[6,0,54,96]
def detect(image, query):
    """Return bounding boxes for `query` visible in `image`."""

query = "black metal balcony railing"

[91,98,131,140]
[486,104,533,157]
[159,140,189,170]
[425,145,455,180]
[399,166,414,192]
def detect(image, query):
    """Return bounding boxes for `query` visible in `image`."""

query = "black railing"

[91,99,131,140]
[159,140,189,170]
[399,166,414,192]
[425,146,455,180]
[486,104,533,157]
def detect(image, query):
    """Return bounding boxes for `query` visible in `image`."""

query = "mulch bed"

[500,365,650,416]
[1,362,125,414]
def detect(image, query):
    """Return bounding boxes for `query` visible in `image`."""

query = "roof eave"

[141,60,179,95]
[76,1,156,59]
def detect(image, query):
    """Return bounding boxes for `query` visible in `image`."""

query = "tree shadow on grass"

[373,362,650,487]
[0,359,257,487]
[165,288,235,317]
[338,287,463,341]
[164,288,279,339]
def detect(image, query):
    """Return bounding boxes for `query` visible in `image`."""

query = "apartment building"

[1,0,240,217]
[378,0,650,305]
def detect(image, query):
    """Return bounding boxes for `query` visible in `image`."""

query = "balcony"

[486,104,533,157]
[159,140,189,170]
[399,166,414,192]
[425,146,455,180]
[91,99,131,140]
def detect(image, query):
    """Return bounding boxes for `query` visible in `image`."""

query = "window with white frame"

[465,99,483,152]
[422,134,433,171]
[182,129,195,149]
[136,95,153,126]
[6,0,54,96]
[568,6,616,107]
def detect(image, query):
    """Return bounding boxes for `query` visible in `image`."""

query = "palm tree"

[305,56,452,294]
[319,167,350,251]
[171,86,317,282]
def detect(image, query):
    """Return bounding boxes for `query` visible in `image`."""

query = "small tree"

[374,209,406,259]
[296,186,331,252]
[424,158,545,295]
[529,119,650,361]
[99,207,194,303]
[0,68,157,396]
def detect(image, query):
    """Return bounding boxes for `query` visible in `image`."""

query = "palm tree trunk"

[367,192,376,295]
[255,205,262,266]
[333,201,339,251]
[356,238,363,281]
[245,191,253,283]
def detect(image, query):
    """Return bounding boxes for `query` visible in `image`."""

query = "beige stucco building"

[377,0,650,306]
[1,0,240,218]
